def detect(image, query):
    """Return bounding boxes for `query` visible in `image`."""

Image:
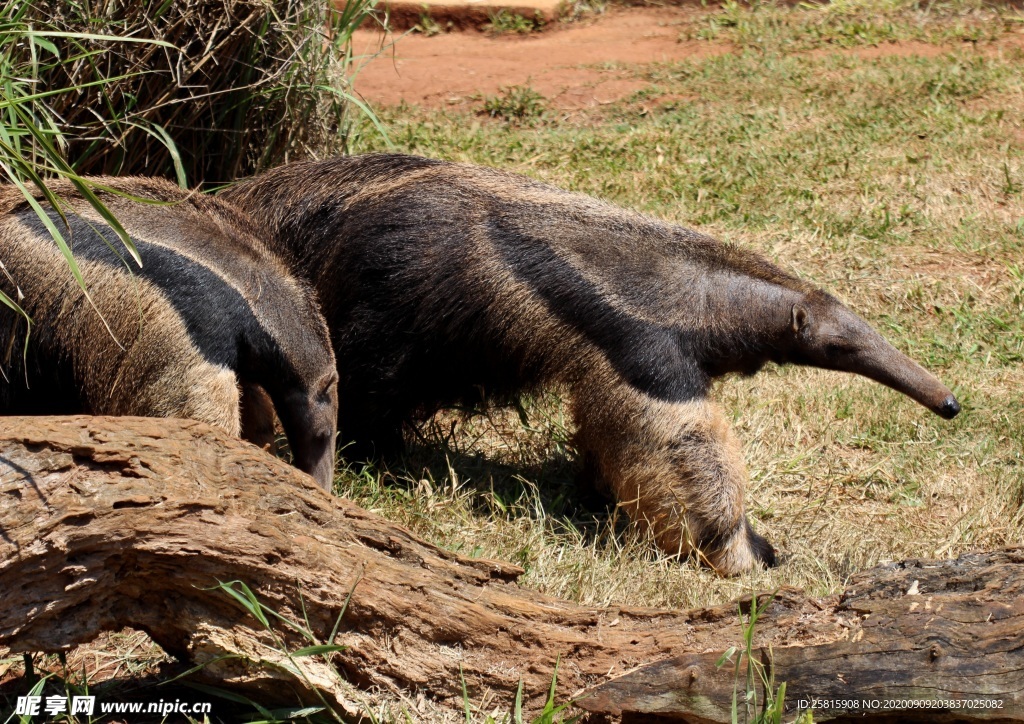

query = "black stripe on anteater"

[50,214,287,381]
[5,199,318,403]
[484,215,706,403]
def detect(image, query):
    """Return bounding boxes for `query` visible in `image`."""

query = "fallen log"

[0,416,1021,721]
[581,552,1024,723]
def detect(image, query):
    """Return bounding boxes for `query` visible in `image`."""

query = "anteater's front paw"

[745,519,777,568]
[704,519,777,576]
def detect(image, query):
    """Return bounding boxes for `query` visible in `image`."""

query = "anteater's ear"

[791,304,809,335]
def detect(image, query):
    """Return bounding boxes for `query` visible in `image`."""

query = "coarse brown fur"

[0,177,339,489]
[222,153,959,574]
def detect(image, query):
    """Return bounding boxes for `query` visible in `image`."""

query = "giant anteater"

[0,177,339,489]
[222,154,960,574]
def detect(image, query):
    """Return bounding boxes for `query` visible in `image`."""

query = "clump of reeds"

[12,0,378,186]
[0,0,378,322]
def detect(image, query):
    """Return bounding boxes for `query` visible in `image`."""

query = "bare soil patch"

[352,8,1024,112]
[352,7,727,110]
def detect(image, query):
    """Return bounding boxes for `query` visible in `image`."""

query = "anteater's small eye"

[825,342,843,358]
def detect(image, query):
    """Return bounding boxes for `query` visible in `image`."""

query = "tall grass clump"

[0,0,160,318]
[1,0,379,314]
[11,0,379,187]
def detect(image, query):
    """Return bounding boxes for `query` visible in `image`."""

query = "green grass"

[12,0,382,185]
[716,593,791,724]
[481,85,548,122]
[346,28,1024,611]
[0,0,385,338]
[686,0,1014,51]
[484,9,546,34]
[0,0,165,321]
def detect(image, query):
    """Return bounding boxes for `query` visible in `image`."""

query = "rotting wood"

[0,416,1021,721]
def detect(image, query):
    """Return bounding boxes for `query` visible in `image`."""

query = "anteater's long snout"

[857,349,960,419]
[848,321,960,419]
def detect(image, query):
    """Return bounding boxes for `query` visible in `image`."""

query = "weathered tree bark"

[0,416,1021,721]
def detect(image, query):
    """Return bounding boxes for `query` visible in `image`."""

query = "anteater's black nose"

[938,395,961,420]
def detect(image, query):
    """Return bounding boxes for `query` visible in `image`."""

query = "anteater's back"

[0,181,260,427]
[221,154,813,442]
[0,179,337,480]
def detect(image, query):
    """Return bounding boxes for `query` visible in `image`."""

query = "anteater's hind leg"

[571,381,775,576]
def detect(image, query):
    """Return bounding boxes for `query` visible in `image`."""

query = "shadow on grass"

[336,405,636,555]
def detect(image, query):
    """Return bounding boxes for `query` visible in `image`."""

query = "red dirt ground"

[350,7,1024,112]
[351,7,728,110]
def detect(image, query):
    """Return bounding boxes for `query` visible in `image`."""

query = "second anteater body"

[0,178,339,489]
[222,154,960,574]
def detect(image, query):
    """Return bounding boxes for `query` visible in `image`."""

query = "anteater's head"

[249,281,340,491]
[274,366,339,490]
[786,292,960,420]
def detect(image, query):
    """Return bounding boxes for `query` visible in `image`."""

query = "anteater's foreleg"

[240,383,278,452]
[571,383,775,575]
